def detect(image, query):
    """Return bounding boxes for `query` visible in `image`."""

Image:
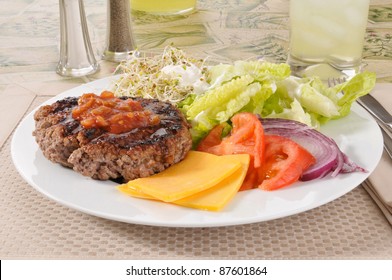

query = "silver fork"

[328,78,392,158]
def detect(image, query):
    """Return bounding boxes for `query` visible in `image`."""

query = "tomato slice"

[227,113,264,168]
[197,114,315,191]
[258,135,316,191]
[239,163,259,191]
[197,113,265,191]
[197,112,264,167]
[196,123,227,155]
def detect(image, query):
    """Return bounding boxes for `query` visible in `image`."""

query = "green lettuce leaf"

[183,59,376,144]
[186,75,258,143]
[208,60,291,87]
[266,71,376,127]
[186,75,255,119]
[336,71,377,117]
[265,98,315,128]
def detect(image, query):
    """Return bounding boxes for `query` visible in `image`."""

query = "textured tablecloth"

[1,0,392,260]
[1,101,392,259]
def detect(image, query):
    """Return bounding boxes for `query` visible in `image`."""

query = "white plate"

[11,76,384,227]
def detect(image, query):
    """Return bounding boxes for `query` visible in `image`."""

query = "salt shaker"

[56,0,99,77]
[103,0,137,62]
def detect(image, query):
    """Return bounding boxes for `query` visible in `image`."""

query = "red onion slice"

[259,118,366,181]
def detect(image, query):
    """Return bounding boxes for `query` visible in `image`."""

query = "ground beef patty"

[33,96,192,182]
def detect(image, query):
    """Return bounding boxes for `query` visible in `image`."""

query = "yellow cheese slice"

[173,154,250,211]
[118,184,158,200]
[118,153,250,211]
[120,151,242,202]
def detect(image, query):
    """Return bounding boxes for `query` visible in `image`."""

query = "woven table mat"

[1,96,392,260]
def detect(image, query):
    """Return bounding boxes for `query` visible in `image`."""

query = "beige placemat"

[1,96,392,260]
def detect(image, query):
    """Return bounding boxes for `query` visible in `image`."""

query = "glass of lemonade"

[130,0,196,15]
[288,0,370,79]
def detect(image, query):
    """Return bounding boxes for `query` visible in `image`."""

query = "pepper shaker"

[103,0,137,62]
[56,0,99,77]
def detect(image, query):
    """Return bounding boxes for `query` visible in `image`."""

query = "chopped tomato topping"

[72,91,160,134]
